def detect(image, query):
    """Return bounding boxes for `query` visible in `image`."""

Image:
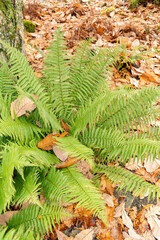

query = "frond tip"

[7,203,70,236]
[96,164,160,200]
[60,166,107,224]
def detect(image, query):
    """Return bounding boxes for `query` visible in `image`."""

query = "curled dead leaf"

[144,157,160,173]
[114,201,133,229]
[37,132,68,150]
[140,71,160,84]
[55,157,77,169]
[75,228,97,240]
[102,193,115,207]
[52,144,69,161]
[56,230,70,240]
[10,94,38,120]
[37,133,58,150]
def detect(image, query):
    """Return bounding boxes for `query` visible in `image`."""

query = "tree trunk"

[0,0,25,59]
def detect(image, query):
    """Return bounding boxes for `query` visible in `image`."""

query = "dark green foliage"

[0,29,160,238]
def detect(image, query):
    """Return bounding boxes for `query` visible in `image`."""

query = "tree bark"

[0,0,25,58]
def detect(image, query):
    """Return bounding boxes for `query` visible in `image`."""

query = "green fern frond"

[69,40,99,107]
[17,143,59,166]
[0,144,32,212]
[7,203,69,236]
[100,87,159,132]
[0,64,15,96]
[60,166,106,223]
[54,136,94,166]
[96,164,160,200]
[42,167,71,203]
[0,93,11,118]
[0,117,42,143]
[70,43,120,109]
[0,41,47,104]
[35,101,62,131]
[0,226,41,240]
[0,141,57,212]
[108,135,160,163]
[79,125,124,151]
[0,176,15,214]
[43,28,72,119]
[14,168,41,206]
[0,227,19,240]
[71,92,113,136]
[0,42,62,131]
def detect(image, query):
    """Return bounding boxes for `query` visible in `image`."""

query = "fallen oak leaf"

[10,94,38,120]
[114,201,133,229]
[128,228,144,240]
[140,71,160,84]
[37,132,68,150]
[55,157,77,169]
[102,193,115,207]
[52,144,69,161]
[147,215,160,239]
[37,133,58,150]
[56,230,71,240]
[144,157,160,173]
[145,207,160,239]
[74,228,97,240]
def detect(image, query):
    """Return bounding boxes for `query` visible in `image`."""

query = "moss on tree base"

[24,20,36,33]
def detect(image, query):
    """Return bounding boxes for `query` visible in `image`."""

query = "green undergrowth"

[0,29,160,238]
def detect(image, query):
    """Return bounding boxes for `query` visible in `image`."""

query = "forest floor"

[23,0,160,239]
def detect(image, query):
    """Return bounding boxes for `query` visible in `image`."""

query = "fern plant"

[0,29,160,238]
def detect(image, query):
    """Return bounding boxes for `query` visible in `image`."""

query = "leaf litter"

[2,0,159,239]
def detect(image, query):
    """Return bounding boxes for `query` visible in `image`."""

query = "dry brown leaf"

[130,78,139,88]
[97,230,115,240]
[122,208,133,229]
[55,157,77,168]
[52,144,69,161]
[100,176,115,195]
[145,205,160,218]
[144,158,160,173]
[114,201,125,218]
[131,67,144,77]
[147,215,160,239]
[105,205,115,222]
[143,231,155,240]
[122,231,132,240]
[37,133,58,150]
[110,218,124,240]
[102,193,115,207]
[56,230,71,240]
[125,158,143,171]
[134,205,150,234]
[114,201,133,229]
[131,39,140,48]
[10,94,38,120]
[129,206,137,222]
[37,132,68,150]
[128,228,144,240]
[76,160,93,179]
[154,68,160,76]
[75,228,96,240]
[0,211,18,226]
[140,71,160,84]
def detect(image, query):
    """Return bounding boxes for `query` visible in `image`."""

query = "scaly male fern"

[0,28,160,238]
